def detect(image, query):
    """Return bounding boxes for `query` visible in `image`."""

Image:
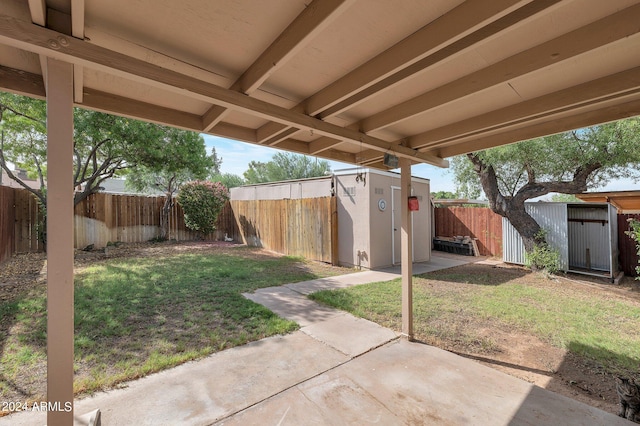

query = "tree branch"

[73,147,82,186]
[32,154,45,191]
[467,153,508,215]
[0,104,45,126]
[0,148,45,206]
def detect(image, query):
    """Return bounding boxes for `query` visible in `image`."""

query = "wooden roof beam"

[359,68,640,165]
[254,0,556,148]
[433,97,640,158]
[359,4,640,133]
[409,67,640,151]
[309,137,344,155]
[0,64,46,98]
[314,0,563,119]
[202,0,355,131]
[71,0,84,103]
[304,0,532,117]
[0,13,447,167]
[27,0,47,93]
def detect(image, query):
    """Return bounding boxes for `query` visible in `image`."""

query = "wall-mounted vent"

[343,186,356,196]
[375,188,384,195]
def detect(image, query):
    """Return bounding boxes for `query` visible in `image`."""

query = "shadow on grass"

[0,260,47,400]
[1,249,328,401]
[417,263,530,286]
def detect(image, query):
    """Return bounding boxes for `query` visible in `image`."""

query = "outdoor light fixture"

[383,153,399,168]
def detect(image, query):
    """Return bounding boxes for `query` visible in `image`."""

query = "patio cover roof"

[2,1,640,423]
[577,191,640,213]
[1,0,640,169]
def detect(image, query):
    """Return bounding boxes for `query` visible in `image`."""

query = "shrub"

[177,180,229,238]
[625,218,640,280]
[525,230,561,275]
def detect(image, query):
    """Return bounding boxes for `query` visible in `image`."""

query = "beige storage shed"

[230,168,430,269]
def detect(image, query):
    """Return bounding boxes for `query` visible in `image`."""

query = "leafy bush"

[177,180,229,237]
[525,230,561,275]
[625,218,640,280]
[525,243,561,275]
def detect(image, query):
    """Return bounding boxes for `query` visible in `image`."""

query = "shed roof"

[2,0,640,170]
[576,191,640,213]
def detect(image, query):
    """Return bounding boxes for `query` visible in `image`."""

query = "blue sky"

[203,134,637,195]
[203,134,458,192]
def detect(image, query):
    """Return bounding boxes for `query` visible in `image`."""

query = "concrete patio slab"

[283,255,473,296]
[1,332,349,426]
[301,313,398,357]
[216,340,629,426]
[243,286,342,327]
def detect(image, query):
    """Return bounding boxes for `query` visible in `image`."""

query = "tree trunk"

[160,194,173,240]
[467,153,546,252]
[501,200,544,252]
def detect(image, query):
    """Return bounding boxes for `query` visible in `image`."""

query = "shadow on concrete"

[412,336,634,422]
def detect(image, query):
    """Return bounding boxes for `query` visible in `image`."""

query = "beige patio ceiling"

[1,0,640,170]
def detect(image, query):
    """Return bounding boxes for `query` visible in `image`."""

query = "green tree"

[126,128,213,240]
[210,172,245,189]
[451,118,640,254]
[177,181,229,238]
[550,193,582,203]
[209,146,222,176]
[431,190,457,199]
[0,92,164,208]
[243,152,331,184]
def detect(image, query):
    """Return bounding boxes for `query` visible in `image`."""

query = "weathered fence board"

[1,188,240,263]
[231,197,335,264]
[434,207,503,256]
[0,186,17,264]
[618,214,640,277]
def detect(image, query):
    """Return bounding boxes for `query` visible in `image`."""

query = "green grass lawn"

[310,265,640,373]
[0,247,343,400]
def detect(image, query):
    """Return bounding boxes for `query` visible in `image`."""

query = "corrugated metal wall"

[502,203,617,277]
[567,206,613,272]
[503,203,568,270]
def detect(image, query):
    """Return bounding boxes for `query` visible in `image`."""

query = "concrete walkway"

[1,255,629,425]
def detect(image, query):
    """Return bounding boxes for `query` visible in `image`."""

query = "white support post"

[46,57,75,426]
[400,158,414,340]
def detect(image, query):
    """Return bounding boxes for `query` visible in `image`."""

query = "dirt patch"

[419,260,640,418]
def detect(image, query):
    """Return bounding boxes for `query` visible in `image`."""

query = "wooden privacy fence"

[0,186,45,264]
[618,214,640,277]
[0,188,239,264]
[434,206,503,256]
[73,193,238,248]
[231,197,337,264]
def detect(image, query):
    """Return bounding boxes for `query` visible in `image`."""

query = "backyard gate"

[503,202,619,280]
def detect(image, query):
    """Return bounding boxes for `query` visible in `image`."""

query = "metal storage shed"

[503,202,619,280]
